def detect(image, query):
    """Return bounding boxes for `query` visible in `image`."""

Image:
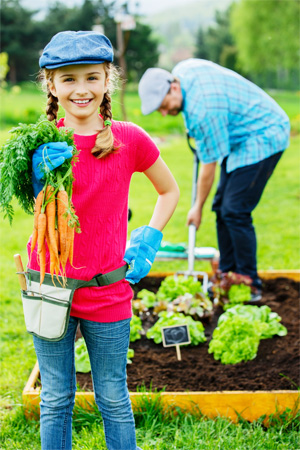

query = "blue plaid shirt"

[172,59,290,172]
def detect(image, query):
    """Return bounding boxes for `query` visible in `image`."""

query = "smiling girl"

[28,31,179,450]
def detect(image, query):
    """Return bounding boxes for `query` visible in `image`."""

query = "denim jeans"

[33,316,142,450]
[212,151,283,288]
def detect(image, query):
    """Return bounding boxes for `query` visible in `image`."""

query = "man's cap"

[138,68,174,115]
[39,31,114,69]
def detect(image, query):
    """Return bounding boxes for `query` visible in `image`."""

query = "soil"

[76,277,300,392]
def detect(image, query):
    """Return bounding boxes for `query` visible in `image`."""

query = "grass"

[0,86,299,449]
[1,395,300,449]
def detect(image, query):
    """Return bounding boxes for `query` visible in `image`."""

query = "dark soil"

[76,277,300,392]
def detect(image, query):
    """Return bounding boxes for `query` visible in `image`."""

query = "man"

[138,59,290,299]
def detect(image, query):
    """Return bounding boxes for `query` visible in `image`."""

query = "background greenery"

[0,85,299,448]
[1,0,300,89]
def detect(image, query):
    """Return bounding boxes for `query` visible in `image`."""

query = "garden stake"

[174,134,208,293]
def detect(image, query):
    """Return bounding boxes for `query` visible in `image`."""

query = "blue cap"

[138,68,174,115]
[39,31,114,69]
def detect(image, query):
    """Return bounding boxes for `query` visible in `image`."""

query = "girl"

[28,30,179,450]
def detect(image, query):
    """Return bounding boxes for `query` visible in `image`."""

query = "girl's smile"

[71,98,94,107]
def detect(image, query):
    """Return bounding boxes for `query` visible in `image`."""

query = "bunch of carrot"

[30,184,78,285]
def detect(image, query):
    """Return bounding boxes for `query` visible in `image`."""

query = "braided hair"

[91,63,119,159]
[46,84,59,123]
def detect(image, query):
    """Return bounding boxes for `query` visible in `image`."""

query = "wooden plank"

[146,270,300,281]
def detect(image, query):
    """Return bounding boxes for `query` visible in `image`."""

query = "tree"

[194,5,237,68]
[124,22,160,82]
[1,0,159,84]
[194,28,209,60]
[231,0,300,73]
[1,0,41,83]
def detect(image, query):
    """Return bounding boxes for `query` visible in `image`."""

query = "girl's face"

[49,64,109,124]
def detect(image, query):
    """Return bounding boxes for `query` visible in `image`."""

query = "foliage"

[211,271,252,306]
[209,303,288,364]
[156,275,205,302]
[0,0,159,83]
[146,311,206,346]
[231,0,300,73]
[0,117,76,222]
[208,315,267,364]
[0,52,9,85]
[218,304,288,339]
[223,283,251,310]
[137,289,157,308]
[75,337,91,373]
[156,292,213,320]
[1,0,41,83]
[194,5,237,71]
[130,314,143,342]
[75,337,135,372]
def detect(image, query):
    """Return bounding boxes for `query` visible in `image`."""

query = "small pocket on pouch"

[21,291,42,335]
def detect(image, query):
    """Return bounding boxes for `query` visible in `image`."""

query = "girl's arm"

[143,156,180,231]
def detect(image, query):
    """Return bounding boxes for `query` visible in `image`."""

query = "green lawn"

[0,86,299,449]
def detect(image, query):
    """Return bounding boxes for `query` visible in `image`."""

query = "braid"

[92,90,118,159]
[100,92,112,122]
[46,89,59,123]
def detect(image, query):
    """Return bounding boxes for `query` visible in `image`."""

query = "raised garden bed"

[23,270,300,422]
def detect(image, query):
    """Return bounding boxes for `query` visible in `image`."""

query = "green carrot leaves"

[0,117,77,223]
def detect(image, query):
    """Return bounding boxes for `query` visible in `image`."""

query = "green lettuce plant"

[146,311,206,345]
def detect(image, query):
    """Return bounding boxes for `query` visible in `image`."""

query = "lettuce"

[156,275,204,302]
[130,315,143,342]
[209,304,288,365]
[218,304,287,339]
[146,311,206,345]
[223,284,252,310]
[208,316,267,364]
[75,337,135,372]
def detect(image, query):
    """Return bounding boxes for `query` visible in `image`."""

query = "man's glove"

[32,142,73,197]
[124,225,163,284]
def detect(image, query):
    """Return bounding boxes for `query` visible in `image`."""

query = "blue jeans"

[212,152,283,288]
[33,316,142,450]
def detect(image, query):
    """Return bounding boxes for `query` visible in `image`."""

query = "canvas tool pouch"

[21,265,128,342]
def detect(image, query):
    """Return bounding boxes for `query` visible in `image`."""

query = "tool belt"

[21,265,128,342]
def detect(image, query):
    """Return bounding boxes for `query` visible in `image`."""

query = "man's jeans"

[212,151,283,288]
[33,316,142,450]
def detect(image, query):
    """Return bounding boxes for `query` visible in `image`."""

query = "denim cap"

[138,68,174,115]
[39,30,114,69]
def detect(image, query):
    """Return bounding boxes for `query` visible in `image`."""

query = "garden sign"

[161,324,191,360]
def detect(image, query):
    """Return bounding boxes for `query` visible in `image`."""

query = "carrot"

[39,242,46,285]
[30,189,44,255]
[55,229,60,255]
[60,212,72,273]
[57,190,68,259]
[45,185,59,264]
[68,226,75,267]
[46,230,56,286]
[37,213,47,254]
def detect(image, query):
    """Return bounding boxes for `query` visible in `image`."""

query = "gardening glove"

[32,141,73,197]
[124,225,163,284]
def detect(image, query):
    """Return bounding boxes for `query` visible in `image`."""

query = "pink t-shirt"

[27,118,160,322]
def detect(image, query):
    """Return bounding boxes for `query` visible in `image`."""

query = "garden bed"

[23,271,300,422]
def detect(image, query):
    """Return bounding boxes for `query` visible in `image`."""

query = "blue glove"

[124,226,163,284]
[32,142,73,197]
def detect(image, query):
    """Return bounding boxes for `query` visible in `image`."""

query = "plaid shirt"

[172,59,290,172]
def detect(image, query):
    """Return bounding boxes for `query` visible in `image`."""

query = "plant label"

[161,325,191,361]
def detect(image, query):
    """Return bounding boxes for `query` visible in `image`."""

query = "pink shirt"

[28,118,160,322]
